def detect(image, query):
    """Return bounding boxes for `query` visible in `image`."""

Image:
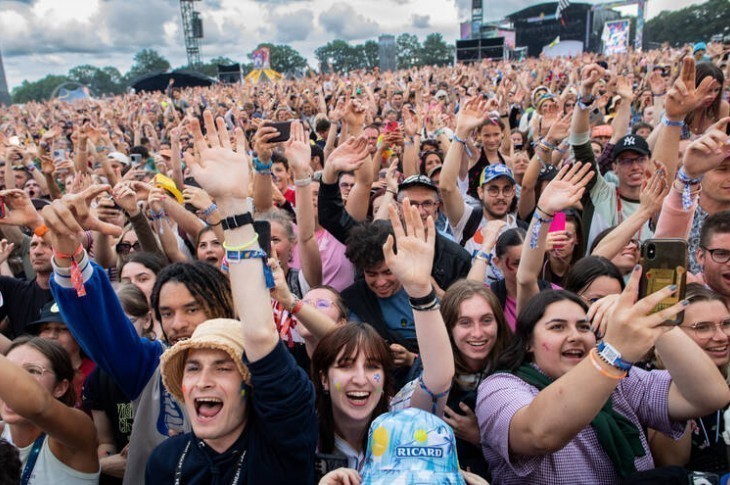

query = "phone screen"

[385,121,399,132]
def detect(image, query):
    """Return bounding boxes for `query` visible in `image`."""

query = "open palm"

[327,136,369,173]
[538,162,593,215]
[186,110,250,201]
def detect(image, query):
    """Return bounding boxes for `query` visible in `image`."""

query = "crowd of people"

[0,39,729,484]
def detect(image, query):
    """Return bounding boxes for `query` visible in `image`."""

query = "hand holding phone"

[638,239,688,325]
[262,121,292,143]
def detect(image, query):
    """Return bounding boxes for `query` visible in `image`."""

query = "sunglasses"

[116,242,141,254]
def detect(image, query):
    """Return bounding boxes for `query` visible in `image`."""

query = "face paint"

[334,380,342,393]
[373,373,381,383]
[181,384,187,395]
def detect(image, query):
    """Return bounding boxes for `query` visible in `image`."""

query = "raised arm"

[440,97,490,227]
[0,351,98,466]
[505,269,686,456]
[383,199,454,416]
[285,121,322,287]
[515,163,593,313]
[251,123,280,212]
[187,111,278,362]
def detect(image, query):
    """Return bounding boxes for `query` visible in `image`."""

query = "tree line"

[10,33,453,104]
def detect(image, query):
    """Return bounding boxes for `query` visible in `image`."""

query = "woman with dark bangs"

[681,62,729,140]
[311,200,455,473]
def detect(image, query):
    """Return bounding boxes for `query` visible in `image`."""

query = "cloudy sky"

[0,0,704,89]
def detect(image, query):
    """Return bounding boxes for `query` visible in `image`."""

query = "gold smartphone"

[638,239,688,325]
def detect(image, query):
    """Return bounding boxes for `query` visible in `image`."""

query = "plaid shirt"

[476,366,685,484]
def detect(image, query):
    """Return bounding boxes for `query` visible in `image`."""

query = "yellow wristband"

[222,233,259,252]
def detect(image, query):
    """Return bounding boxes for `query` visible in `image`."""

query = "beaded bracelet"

[294,176,312,187]
[677,166,703,210]
[418,374,449,414]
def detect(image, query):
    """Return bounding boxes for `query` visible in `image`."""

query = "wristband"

[26,164,36,173]
[661,114,685,127]
[201,203,218,218]
[225,249,275,288]
[294,176,312,187]
[223,234,259,251]
[221,212,254,231]
[34,224,49,238]
[452,134,473,158]
[386,189,397,196]
[418,374,449,414]
[474,251,492,264]
[677,166,703,210]
[589,348,627,380]
[596,341,633,372]
[252,156,273,174]
[287,296,304,315]
[53,245,86,297]
[536,204,555,218]
[530,210,553,250]
[408,287,437,306]
[576,95,595,111]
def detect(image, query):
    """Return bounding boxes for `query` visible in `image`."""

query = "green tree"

[12,74,70,103]
[357,40,380,70]
[126,49,171,81]
[396,33,422,69]
[249,44,307,74]
[420,33,453,67]
[315,40,362,73]
[67,65,125,95]
[645,0,730,46]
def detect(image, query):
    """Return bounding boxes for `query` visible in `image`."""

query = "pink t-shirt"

[291,228,355,292]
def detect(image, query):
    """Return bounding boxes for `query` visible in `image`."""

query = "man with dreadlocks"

[42,186,236,485]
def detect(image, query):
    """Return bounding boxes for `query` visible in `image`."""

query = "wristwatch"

[596,341,632,372]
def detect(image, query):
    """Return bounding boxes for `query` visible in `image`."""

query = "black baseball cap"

[398,174,439,194]
[612,135,651,160]
[26,301,66,334]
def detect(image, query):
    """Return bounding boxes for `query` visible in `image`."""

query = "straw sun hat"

[160,318,250,402]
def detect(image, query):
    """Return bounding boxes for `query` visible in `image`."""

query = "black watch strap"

[221,212,254,231]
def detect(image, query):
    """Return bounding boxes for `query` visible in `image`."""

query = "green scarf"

[512,364,646,478]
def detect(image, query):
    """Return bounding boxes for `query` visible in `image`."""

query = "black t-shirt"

[0,276,53,338]
[83,368,134,485]
[689,410,729,474]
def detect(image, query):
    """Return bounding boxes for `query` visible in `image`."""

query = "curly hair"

[150,262,234,323]
[344,220,394,272]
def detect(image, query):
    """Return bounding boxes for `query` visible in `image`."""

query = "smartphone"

[130,154,142,167]
[385,121,399,133]
[8,136,20,146]
[638,239,688,325]
[263,121,291,143]
[548,212,567,250]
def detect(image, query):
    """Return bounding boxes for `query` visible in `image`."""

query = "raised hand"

[0,189,43,228]
[443,403,480,446]
[537,162,594,215]
[326,136,369,174]
[580,63,606,96]
[545,111,573,144]
[283,121,311,179]
[682,117,730,179]
[602,265,687,363]
[615,75,635,101]
[455,97,491,135]
[185,110,250,206]
[182,185,214,211]
[382,198,435,298]
[639,162,668,216]
[252,122,280,163]
[63,185,123,237]
[0,239,16,266]
[112,183,140,216]
[665,57,720,120]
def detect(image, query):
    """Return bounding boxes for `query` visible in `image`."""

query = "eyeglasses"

[404,200,438,210]
[616,155,648,167]
[684,319,730,340]
[702,247,730,264]
[485,185,515,197]
[627,238,641,249]
[23,363,54,380]
[303,298,333,310]
[116,242,141,254]
[339,182,355,190]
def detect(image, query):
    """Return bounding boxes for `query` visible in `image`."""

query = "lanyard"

[615,191,642,242]
[21,433,46,485]
[174,439,247,485]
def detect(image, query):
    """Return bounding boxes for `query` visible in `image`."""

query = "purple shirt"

[476,366,686,484]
